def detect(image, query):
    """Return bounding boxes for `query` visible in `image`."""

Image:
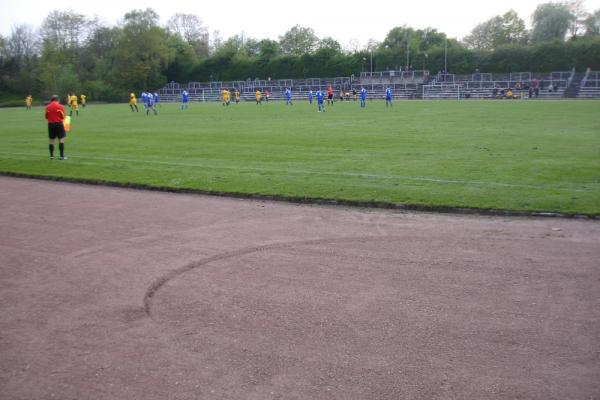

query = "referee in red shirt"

[45,95,67,160]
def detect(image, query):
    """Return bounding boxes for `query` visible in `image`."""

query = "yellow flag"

[63,116,71,132]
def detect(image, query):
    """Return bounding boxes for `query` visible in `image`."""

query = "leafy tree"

[567,0,588,37]
[210,30,223,54]
[7,25,38,63]
[531,2,576,43]
[381,26,413,49]
[418,28,448,51]
[279,25,319,55]
[463,10,527,49]
[111,9,171,90]
[0,35,7,63]
[258,39,280,60]
[213,34,244,58]
[501,11,529,45]
[164,32,196,82]
[167,13,209,58]
[583,9,600,36]
[39,11,90,56]
[318,37,342,53]
[244,38,261,58]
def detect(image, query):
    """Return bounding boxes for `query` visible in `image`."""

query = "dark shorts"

[48,122,66,140]
[328,93,333,99]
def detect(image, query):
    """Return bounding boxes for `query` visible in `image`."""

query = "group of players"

[129,91,161,115]
[25,93,87,116]
[125,85,394,113]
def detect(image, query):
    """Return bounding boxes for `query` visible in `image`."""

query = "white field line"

[0,151,597,193]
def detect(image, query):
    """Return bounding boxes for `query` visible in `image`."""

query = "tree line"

[1,2,599,103]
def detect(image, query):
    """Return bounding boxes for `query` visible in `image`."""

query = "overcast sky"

[2,0,600,48]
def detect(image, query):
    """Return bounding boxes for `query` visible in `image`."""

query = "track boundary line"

[2,172,598,219]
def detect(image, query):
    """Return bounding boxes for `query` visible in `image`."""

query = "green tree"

[258,39,280,60]
[5,25,40,94]
[279,25,319,55]
[463,10,527,49]
[7,25,38,63]
[112,9,171,91]
[318,37,342,53]
[39,10,90,59]
[531,2,576,43]
[164,32,196,82]
[167,13,209,58]
[418,28,447,51]
[583,9,600,36]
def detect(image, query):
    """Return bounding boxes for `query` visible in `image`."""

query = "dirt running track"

[1,176,599,400]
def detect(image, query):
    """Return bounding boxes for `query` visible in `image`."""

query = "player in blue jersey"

[141,92,148,111]
[153,92,161,108]
[308,90,314,104]
[285,88,293,105]
[385,87,393,107]
[146,91,157,116]
[316,90,325,112]
[181,90,189,110]
[360,87,367,108]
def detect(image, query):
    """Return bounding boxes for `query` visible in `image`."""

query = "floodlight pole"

[444,38,448,75]
[370,49,373,75]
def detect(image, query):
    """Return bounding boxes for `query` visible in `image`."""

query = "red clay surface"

[1,176,599,400]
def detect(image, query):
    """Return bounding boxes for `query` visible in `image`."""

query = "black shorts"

[328,93,333,99]
[48,122,66,140]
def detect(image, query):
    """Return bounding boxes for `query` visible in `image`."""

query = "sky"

[2,0,600,48]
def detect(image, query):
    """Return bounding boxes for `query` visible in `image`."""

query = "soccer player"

[146,92,157,116]
[45,95,67,160]
[80,93,87,108]
[181,90,189,110]
[25,95,32,110]
[360,87,367,108]
[69,93,79,116]
[141,92,149,111]
[316,90,325,112]
[255,89,261,105]
[327,86,334,105]
[129,92,139,112]
[385,87,393,107]
[308,90,313,105]
[153,92,161,108]
[235,89,240,104]
[222,88,231,106]
[285,88,293,105]
[265,90,270,102]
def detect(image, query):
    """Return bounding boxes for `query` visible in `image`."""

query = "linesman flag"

[63,116,71,132]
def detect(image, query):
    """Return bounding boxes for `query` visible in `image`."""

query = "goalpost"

[422,84,461,100]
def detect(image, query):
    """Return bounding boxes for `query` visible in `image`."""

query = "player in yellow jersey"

[255,89,261,105]
[221,89,231,106]
[25,95,32,110]
[129,92,139,112]
[69,94,79,116]
[235,89,240,104]
[80,94,86,108]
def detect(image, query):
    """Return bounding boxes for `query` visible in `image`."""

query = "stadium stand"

[158,69,600,102]
[577,70,600,99]
[422,71,572,100]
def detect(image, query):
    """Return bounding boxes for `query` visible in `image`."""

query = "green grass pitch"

[1,100,599,216]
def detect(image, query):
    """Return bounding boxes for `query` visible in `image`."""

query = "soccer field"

[1,100,599,216]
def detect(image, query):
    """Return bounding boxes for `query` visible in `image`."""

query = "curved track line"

[143,236,389,318]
